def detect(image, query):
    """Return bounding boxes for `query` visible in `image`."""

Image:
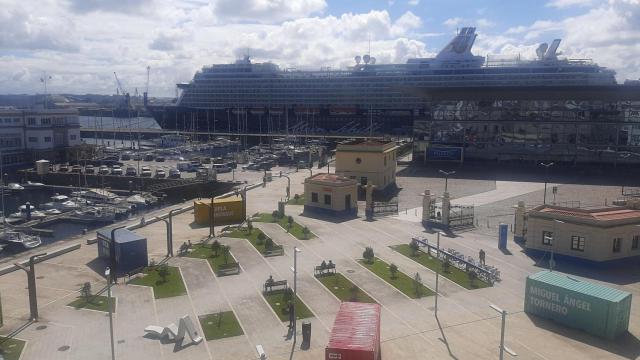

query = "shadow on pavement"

[526,314,640,359]
[435,314,459,360]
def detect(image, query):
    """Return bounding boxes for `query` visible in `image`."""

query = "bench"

[217,262,240,276]
[314,261,336,276]
[263,279,288,294]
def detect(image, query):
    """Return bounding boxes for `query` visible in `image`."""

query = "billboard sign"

[426,147,463,162]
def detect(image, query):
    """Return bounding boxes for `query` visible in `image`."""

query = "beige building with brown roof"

[304,173,358,217]
[334,139,398,190]
[525,205,640,263]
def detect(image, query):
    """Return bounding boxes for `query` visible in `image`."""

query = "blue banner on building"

[427,147,463,162]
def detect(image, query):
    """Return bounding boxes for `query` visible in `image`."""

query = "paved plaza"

[0,164,638,360]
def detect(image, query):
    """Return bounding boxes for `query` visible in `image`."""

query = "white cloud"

[443,17,463,27]
[408,0,420,5]
[477,18,495,28]
[0,7,80,52]
[210,0,327,23]
[66,0,156,14]
[545,0,594,8]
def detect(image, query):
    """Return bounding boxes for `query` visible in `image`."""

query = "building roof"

[327,302,381,352]
[336,139,398,153]
[529,271,631,302]
[97,228,145,243]
[538,206,640,221]
[305,173,357,186]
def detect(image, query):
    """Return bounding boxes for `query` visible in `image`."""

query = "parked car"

[111,166,123,176]
[155,169,166,178]
[177,162,194,172]
[132,154,142,161]
[120,153,131,161]
[212,163,231,173]
[144,154,155,161]
[140,166,152,177]
[169,168,181,179]
[58,164,69,172]
[202,157,211,164]
[71,165,82,173]
[84,165,95,174]
[125,166,137,176]
[155,156,166,162]
[98,165,109,175]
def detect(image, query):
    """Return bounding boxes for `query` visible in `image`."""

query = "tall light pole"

[110,225,127,283]
[435,231,444,315]
[105,267,116,360]
[167,208,182,256]
[14,253,47,321]
[539,162,554,205]
[439,170,455,193]
[289,247,301,344]
[489,304,517,360]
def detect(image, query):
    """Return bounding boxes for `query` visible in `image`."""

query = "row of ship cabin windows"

[542,231,640,253]
[27,135,77,143]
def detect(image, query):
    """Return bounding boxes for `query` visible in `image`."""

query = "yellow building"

[334,140,398,190]
[304,174,358,217]
[525,205,640,263]
[193,195,245,226]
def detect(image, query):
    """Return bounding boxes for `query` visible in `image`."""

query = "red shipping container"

[326,302,381,360]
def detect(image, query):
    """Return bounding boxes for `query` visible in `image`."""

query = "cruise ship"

[149,27,640,164]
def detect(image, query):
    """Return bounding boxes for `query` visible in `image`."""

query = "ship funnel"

[536,43,548,60]
[545,39,561,60]
[363,54,371,64]
[355,55,362,64]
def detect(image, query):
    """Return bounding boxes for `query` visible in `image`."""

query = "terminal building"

[0,108,81,167]
[524,204,640,263]
[334,140,398,191]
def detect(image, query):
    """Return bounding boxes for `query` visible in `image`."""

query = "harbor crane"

[113,71,131,109]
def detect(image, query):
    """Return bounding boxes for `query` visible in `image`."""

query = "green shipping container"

[525,271,632,340]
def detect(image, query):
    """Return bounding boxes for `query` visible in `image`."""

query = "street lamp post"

[110,225,127,283]
[167,208,182,256]
[14,253,47,321]
[105,267,116,360]
[550,219,564,271]
[435,231,444,315]
[489,304,517,360]
[539,162,554,205]
[290,247,301,344]
[439,170,456,193]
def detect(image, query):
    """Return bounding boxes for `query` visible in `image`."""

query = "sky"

[1,0,639,97]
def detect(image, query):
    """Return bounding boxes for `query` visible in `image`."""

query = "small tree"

[468,270,478,288]
[302,226,310,239]
[157,264,170,283]
[211,239,221,257]
[409,240,420,257]
[363,247,375,264]
[294,193,300,204]
[287,216,294,232]
[271,210,279,221]
[265,237,274,251]
[443,259,451,273]
[389,263,399,279]
[349,284,360,302]
[257,232,266,245]
[222,245,231,264]
[413,272,423,298]
[81,282,92,302]
[246,220,253,234]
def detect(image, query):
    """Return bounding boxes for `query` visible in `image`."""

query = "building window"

[324,194,331,205]
[311,192,318,203]
[27,118,36,125]
[44,136,52,142]
[70,135,77,140]
[28,137,37,142]
[41,118,51,125]
[542,231,553,246]
[632,235,639,250]
[612,238,622,253]
[571,236,585,252]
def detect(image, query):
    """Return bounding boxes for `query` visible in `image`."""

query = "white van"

[177,162,193,172]
[212,163,231,173]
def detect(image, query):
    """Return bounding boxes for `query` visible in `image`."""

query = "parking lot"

[0,165,638,360]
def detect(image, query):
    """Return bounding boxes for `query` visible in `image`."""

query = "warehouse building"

[334,139,398,191]
[303,173,358,217]
[525,204,640,263]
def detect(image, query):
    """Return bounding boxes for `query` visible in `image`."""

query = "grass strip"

[68,295,116,312]
[0,337,25,360]
[316,273,376,303]
[130,265,187,299]
[391,245,490,289]
[185,243,238,274]
[198,311,244,340]
[263,289,313,322]
[358,257,434,299]
[252,213,315,240]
